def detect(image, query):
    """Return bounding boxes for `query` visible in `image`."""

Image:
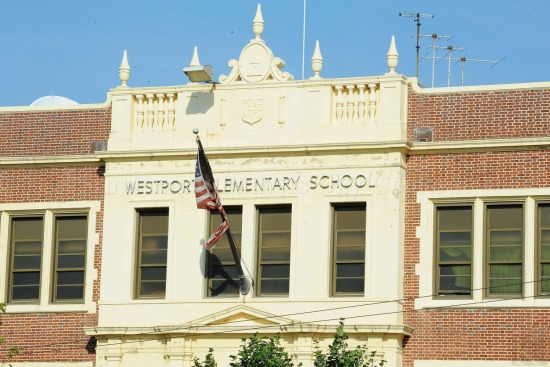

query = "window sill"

[415,296,550,310]
[5,302,95,314]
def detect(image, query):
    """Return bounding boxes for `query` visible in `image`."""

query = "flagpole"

[218,215,251,296]
[194,130,251,296]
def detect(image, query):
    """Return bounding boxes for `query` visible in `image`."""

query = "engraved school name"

[125,174,374,195]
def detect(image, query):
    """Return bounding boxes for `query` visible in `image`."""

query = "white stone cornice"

[95,140,411,162]
[409,77,550,94]
[0,155,102,167]
[84,324,413,337]
[409,137,550,155]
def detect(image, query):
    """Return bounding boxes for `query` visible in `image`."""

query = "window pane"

[141,249,168,265]
[261,279,289,294]
[10,217,43,302]
[489,264,522,294]
[440,231,471,246]
[57,254,86,268]
[489,206,523,228]
[13,254,42,269]
[335,279,364,293]
[11,285,40,300]
[208,207,242,297]
[438,265,471,295]
[54,216,87,302]
[137,209,168,298]
[257,206,291,296]
[261,264,290,278]
[141,267,167,281]
[487,205,523,296]
[335,207,366,230]
[438,206,472,230]
[332,204,366,296]
[56,285,84,300]
[336,263,365,278]
[336,245,366,261]
[439,246,471,261]
[436,206,472,297]
[541,264,550,293]
[12,272,40,286]
[57,271,85,285]
[539,205,550,295]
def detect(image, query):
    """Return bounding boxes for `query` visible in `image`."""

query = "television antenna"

[434,45,466,87]
[454,56,505,86]
[399,12,434,78]
[418,33,453,87]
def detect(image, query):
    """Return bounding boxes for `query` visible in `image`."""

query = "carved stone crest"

[241,99,264,125]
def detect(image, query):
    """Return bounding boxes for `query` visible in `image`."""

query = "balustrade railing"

[133,93,176,131]
[333,83,378,123]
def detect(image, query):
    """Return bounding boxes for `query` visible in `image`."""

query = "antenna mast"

[399,12,434,78]
[455,56,505,86]
[419,33,453,87]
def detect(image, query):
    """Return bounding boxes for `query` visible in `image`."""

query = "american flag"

[195,141,229,250]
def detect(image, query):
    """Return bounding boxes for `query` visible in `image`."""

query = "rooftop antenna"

[301,0,307,80]
[434,45,465,87]
[419,33,453,87]
[399,12,434,78]
[454,56,505,86]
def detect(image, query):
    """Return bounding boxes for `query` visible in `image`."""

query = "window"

[486,204,524,296]
[207,206,242,297]
[538,203,550,295]
[8,213,88,304]
[9,217,44,302]
[53,215,87,301]
[331,203,366,296]
[136,209,168,298]
[257,205,291,296]
[435,206,472,297]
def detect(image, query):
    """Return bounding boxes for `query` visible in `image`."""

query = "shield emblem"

[241,99,264,125]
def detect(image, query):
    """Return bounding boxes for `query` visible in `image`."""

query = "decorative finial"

[189,47,201,67]
[310,40,323,80]
[252,4,264,40]
[386,35,399,74]
[118,50,130,87]
[193,128,199,135]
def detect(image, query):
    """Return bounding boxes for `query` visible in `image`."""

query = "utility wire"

[8,279,548,356]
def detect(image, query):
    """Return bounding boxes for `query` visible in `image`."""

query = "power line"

[9,279,549,356]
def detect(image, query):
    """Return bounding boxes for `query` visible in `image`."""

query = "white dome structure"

[30,95,78,106]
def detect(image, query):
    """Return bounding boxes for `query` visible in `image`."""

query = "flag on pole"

[195,141,229,250]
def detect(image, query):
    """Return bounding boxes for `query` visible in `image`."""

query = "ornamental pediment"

[219,5,293,84]
[189,304,296,328]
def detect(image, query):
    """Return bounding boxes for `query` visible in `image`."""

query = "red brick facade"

[404,85,550,366]
[0,108,109,364]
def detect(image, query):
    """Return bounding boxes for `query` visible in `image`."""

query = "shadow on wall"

[186,89,215,115]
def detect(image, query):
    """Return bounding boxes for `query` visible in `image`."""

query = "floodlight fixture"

[183,65,214,83]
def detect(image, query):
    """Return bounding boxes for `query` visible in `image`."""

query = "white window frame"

[416,188,550,310]
[0,201,100,313]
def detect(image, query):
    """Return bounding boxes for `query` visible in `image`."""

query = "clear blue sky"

[1,1,548,106]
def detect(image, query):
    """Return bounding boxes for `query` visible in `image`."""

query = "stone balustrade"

[333,83,378,123]
[133,92,177,131]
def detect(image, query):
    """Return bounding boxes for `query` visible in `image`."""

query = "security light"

[183,65,214,83]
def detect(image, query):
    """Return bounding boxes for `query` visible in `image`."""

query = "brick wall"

[0,167,104,363]
[0,107,109,364]
[407,87,550,141]
[404,83,550,366]
[0,108,111,156]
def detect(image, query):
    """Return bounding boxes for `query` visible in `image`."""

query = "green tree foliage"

[313,320,385,367]
[229,334,301,367]
[193,348,218,367]
[0,303,19,367]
